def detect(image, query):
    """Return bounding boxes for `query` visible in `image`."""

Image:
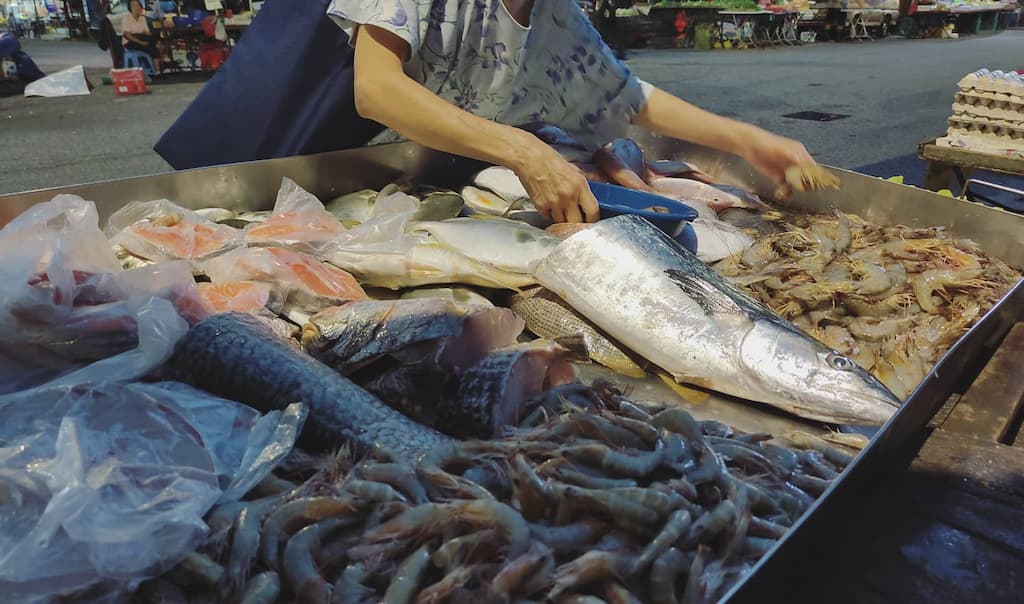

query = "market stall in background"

[611,0,1020,48]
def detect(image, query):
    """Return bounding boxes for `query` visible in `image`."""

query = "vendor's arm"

[353,25,599,223]
[633,86,814,192]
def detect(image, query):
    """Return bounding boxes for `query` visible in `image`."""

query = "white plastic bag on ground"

[24,65,91,98]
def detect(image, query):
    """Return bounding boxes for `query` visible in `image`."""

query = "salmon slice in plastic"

[244,178,347,249]
[202,246,368,311]
[106,199,243,264]
[197,280,286,315]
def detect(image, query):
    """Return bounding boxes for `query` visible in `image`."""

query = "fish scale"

[165,312,453,459]
[510,288,646,378]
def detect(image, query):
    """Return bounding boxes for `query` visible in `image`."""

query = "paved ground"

[1,30,1022,195]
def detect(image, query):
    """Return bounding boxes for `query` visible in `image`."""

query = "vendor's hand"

[741,128,816,200]
[514,143,600,224]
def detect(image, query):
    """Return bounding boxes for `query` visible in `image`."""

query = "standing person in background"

[121,0,162,73]
[596,0,628,60]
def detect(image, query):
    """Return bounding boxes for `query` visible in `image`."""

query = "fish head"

[740,319,901,426]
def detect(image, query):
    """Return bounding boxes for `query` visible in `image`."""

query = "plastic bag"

[0,196,210,363]
[105,199,244,266]
[244,177,346,250]
[202,246,368,312]
[0,196,212,391]
[0,374,305,603]
[23,65,90,98]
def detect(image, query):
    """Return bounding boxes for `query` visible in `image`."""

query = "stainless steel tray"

[2,137,1022,602]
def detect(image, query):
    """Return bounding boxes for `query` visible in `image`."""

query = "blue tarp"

[153,0,384,171]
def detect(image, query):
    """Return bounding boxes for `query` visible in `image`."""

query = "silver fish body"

[534,215,901,426]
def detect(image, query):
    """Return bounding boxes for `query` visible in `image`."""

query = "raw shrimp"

[681,500,737,548]
[648,547,688,604]
[224,495,287,596]
[509,453,552,521]
[912,268,988,314]
[568,413,648,450]
[284,517,360,604]
[341,479,410,504]
[332,564,374,604]
[539,458,639,490]
[847,316,915,342]
[848,260,893,295]
[559,440,666,478]
[603,582,644,604]
[413,565,477,604]
[382,545,433,604]
[260,497,355,571]
[528,519,607,557]
[799,450,840,480]
[552,484,660,526]
[172,552,224,591]
[548,551,636,601]
[355,462,429,505]
[783,431,855,469]
[632,509,692,575]
[491,542,554,599]
[238,572,281,604]
[747,516,789,539]
[432,529,500,571]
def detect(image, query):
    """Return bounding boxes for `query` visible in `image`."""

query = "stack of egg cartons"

[936,69,1024,158]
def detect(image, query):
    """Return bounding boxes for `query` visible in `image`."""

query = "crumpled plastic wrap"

[23,65,90,98]
[244,177,347,250]
[0,195,306,602]
[105,198,244,266]
[0,196,211,388]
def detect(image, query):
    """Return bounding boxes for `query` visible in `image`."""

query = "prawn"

[238,572,281,604]
[382,545,433,604]
[284,517,360,604]
[648,548,688,604]
[632,509,692,575]
[260,497,355,572]
[548,551,636,601]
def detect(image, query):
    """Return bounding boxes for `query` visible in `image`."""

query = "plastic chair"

[123,49,157,78]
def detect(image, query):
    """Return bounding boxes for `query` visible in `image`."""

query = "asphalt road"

[1,30,1022,195]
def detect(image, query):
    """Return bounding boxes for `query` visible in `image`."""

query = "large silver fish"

[534,215,901,426]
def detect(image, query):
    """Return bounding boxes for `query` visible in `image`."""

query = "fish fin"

[552,334,592,362]
[664,269,744,317]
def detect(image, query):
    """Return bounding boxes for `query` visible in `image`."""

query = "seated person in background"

[121,0,162,72]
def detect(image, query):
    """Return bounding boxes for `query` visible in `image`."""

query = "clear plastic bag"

[244,177,347,250]
[105,198,244,266]
[202,246,367,312]
[0,374,305,602]
[23,65,90,98]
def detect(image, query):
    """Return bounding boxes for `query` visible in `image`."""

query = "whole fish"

[165,312,453,458]
[472,166,530,204]
[325,236,538,290]
[647,159,716,184]
[412,217,562,274]
[438,341,578,438]
[593,139,654,193]
[510,287,646,378]
[326,189,377,226]
[534,215,901,426]
[302,298,524,374]
[650,177,769,213]
[689,217,754,264]
[400,286,495,309]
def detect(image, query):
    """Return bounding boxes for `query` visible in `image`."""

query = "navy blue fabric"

[153,0,385,170]
[1,32,45,82]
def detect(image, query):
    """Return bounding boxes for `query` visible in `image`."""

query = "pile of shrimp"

[713,210,1021,400]
[133,382,854,604]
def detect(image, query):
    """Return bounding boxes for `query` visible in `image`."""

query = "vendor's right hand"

[515,144,600,224]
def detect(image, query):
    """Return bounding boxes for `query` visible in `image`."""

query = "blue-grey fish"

[534,215,901,426]
[165,312,453,459]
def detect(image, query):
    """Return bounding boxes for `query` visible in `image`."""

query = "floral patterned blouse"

[326,0,654,147]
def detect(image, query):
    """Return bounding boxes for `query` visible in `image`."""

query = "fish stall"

[0,127,1022,604]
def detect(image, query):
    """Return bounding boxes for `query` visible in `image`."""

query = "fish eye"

[826,352,854,371]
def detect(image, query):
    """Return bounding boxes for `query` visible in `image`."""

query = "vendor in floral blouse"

[329,0,818,224]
